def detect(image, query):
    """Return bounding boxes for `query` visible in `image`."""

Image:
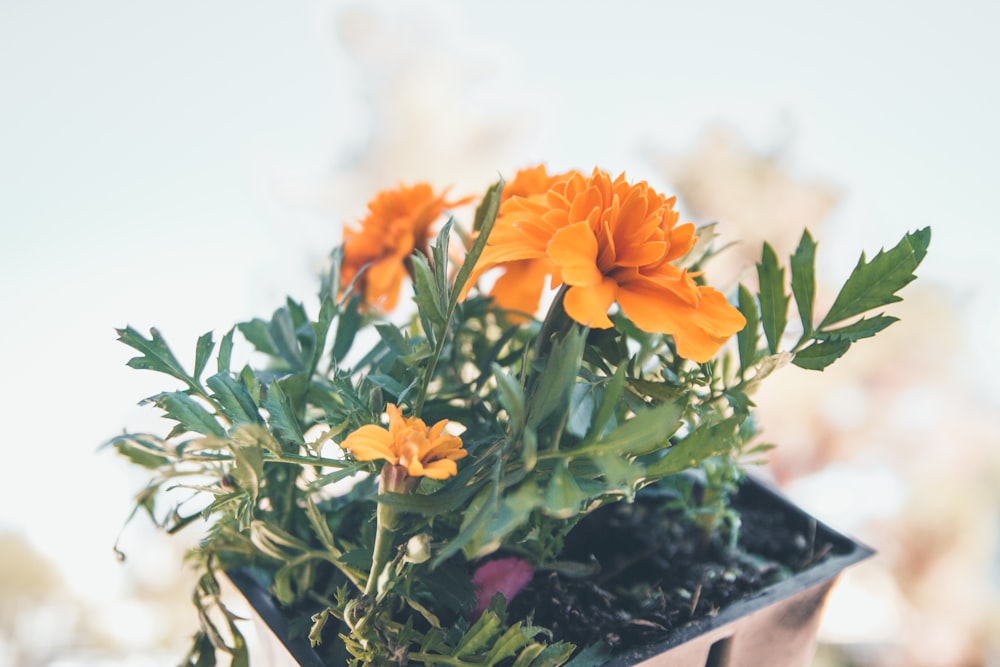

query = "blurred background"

[2,1,998,665]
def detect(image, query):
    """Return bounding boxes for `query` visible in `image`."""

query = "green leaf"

[452,177,503,303]
[374,323,411,356]
[193,331,215,383]
[217,327,235,374]
[527,327,586,430]
[791,339,852,370]
[582,401,683,457]
[106,433,171,469]
[378,482,481,516]
[332,294,362,360]
[756,242,789,354]
[543,461,588,519]
[562,642,613,667]
[261,381,305,450]
[790,229,817,339]
[117,326,196,389]
[411,252,447,329]
[231,444,263,511]
[645,417,740,477]
[815,314,898,342]
[432,217,455,302]
[237,305,310,372]
[144,391,225,437]
[737,284,760,377]
[466,481,542,557]
[206,373,261,425]
[819,227,931,328]
[494,364,526,437]
[587,365,626,440]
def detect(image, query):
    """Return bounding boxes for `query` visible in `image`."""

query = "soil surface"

[507,483,839,653]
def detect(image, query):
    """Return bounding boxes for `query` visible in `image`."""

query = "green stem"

[364,499,399,597]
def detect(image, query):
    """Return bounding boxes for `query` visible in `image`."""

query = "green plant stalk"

[353,464,417,641]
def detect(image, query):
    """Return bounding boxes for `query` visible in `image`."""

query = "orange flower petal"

[547,221,603,287]
[421,459,459,480]
[563,278,617,329]
[340,425,397,463]
[617,283,745,362]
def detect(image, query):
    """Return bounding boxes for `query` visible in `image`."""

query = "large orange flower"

[340,404,466,480]
[470,168,746,362]
[341,184,469,312]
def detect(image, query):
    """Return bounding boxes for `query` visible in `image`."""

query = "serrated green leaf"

[819,227,931,328]
[757,242,789,354]
[791,339,852,370]
[206,373,261,425]
[374,323,411,356]
[737,284,760,377]
[455,607,503,657]
[260,381,304,450]
[486,624,532,664]
[117,326,196,389]
[236,319,278,356]
[645,417,739,477]
[790,229,817,339]
[145,391,225,437]
[816,314,898,342]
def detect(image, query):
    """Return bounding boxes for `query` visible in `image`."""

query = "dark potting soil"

[507,483,838,653]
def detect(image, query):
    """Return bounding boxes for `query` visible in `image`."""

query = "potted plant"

[109,166,928,666]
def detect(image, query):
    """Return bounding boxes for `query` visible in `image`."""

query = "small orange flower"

[340,404,466,480]
[469,168,746,362]
[342,184,470,312]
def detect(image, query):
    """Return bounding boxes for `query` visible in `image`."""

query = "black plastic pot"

[226,477,872,667]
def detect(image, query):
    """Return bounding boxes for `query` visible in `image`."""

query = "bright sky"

[2,0,998,661]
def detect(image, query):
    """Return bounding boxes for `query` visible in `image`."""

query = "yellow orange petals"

[339,425,397,463]
[341,184,470,312]
[563,278,617,329]
[489,258,553,318]
[340,404,467,480]
[547,222,602,287]
[617,284,746,363]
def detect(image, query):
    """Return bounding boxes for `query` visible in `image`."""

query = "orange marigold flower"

[470,168,746,362]
[340,404,467,480]
[341,184,470,312]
